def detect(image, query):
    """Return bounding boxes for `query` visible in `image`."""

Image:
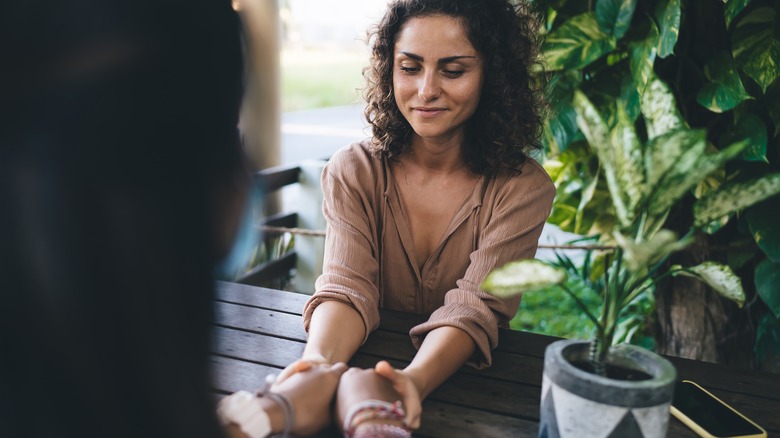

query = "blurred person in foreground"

[0,1,345,437]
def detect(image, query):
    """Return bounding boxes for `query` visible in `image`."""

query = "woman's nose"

[418,72,440,102]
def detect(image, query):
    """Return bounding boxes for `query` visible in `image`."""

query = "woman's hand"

[271,361,348,435]
[374,361,422,429]
[275,353,330,384]
[336,363,422,432]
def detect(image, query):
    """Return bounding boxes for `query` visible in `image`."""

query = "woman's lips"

[413,107,447,117]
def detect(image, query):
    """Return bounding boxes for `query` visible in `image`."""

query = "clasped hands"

[273,355,422,437]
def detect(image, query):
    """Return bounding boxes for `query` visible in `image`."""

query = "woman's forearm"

[403,326,475,398]
[303,300,366,363]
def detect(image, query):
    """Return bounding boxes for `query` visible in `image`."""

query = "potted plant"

[482,77,780,437]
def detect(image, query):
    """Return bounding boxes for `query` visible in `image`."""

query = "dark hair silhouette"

[0,1,245,437]
[363,0,545,176]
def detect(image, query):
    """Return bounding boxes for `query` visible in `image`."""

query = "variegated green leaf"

[573,90,630,227]
[630,20,659,96]
[649,139,749,215]
[654,0,681,58]
[746,197,780,262]
[614,229,691,272]
[732,7,780,93]
[543,13,618,71]
[718,112,768,162]
[640,77,685,140]
[696,51,752,113]
[725,0,753,27]
[610,103,645,214]
[543,105,580,156]
[644,129,703,189]
[694,173,780,226]
[755,258,780,319]
[671,262,745,307]
[481,260,567,298]
[596,0,637,39]
[575,168,600,235]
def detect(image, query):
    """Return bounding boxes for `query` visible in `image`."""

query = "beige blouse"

[302,140,555,368]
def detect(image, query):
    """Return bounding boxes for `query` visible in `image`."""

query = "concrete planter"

[540,339,677,438]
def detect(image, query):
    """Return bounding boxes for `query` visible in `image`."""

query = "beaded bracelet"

[353,424,412,438]
[343,400,407,438]
[256,374,295,438]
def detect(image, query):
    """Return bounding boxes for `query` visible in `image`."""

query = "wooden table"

[211,281,780,437]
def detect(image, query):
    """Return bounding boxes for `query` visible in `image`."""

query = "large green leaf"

[482,259,567,298]
[725,0,753,27]
[765,80,780,136]
[614,229,691,272]
[732,7,780,93]
[596,0,637,39]
[543,105,580,155]
[610,103,645,214]
[573,90,630,227]
[671,262,745,307]
[630,20,659,96]
[693,173,780,227]
[649,137,748,215]
[696,51,752,113]
[654,0,681,58]
[746,196,780,262]
[543,12,618,71]
[640,77,685,140]
[756,258,780,319]
[644,129,703,190]
[718,112,768,162]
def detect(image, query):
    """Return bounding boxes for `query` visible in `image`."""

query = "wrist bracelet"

[256,374,295,438]
[343,400,407,437]
[353,423,412,438]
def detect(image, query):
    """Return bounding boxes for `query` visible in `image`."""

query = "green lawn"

[281,48,366,111]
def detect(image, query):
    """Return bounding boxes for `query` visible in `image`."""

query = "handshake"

[218,356,421,438]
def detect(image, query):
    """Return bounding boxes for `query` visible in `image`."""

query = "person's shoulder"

[324,138,381,184]
[499,155,555,194]
[327,139,376,170]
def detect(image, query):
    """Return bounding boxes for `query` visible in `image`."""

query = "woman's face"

[392,15,484,145]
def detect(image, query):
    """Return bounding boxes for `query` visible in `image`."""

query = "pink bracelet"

[353,423,412,438]
[343,400,407,437]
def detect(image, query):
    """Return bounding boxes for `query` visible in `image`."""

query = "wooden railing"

[234,160,327,293]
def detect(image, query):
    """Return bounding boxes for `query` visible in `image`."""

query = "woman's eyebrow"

[398,51,477,63]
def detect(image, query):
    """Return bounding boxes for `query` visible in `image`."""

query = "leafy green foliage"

[746,197,780,262]
[543,13,617,70]
[755,258,780,319]
[654,0,681,57]
[696,51,752,113]
[731,7,780,92]
[725,0,754,27]
[504,0,780,367]
[596,0,637,38]
[693,173,780,227]
[671,262,746,307]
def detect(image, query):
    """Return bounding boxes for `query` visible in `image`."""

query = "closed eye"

[399,66,420,74]
[443,70,464,78]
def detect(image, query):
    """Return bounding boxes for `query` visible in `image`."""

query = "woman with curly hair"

[279,0,555,436]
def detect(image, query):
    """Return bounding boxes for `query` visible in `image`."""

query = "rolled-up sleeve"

[302,148,381,344]
[409,168,555,368]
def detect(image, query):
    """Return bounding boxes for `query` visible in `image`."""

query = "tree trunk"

[655,235,756,368]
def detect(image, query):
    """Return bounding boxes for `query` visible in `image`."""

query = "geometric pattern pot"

[539,339,677,438]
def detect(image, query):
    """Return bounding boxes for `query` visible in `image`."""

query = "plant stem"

[560,285,600,328]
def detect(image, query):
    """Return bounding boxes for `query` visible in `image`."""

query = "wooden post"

[234,0,281,213]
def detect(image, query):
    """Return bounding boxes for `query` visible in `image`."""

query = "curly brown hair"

[363,0,545,176]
